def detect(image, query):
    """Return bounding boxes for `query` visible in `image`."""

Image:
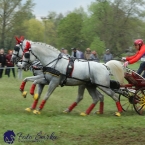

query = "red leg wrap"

[30,84,36,95]
[99,102,104,114]
[68,102,77,112]
[20,81,26,91]
[31,100,38,109]
[116,101,122,112]
[85,103,96,115]
[39,100,46,110]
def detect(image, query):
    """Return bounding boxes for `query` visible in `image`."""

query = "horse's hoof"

[25,108,31,112]
[115,112,121,117]
[80,112,87,116]
[33,94,38,100]
[63,109,69,113]
[22,91,27,98]
[94,110,103,114]
[33,110,41,115]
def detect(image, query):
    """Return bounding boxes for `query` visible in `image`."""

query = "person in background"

[84,48,91,60]
[89,50,99,62]
[0,49,6,78]
[63,49,70,57]
[5,50,15,78]
[103,49,113,63]
[71,48,82,59]
[60,48,70,57]
[77,48,84,59]
[60,48,65,54]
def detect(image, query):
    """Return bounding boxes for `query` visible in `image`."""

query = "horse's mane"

[31,42,60,53]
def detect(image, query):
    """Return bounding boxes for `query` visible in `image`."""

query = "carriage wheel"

[119,94,134,112]
[133,87,145,115]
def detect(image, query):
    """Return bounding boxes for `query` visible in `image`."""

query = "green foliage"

[86,0,145,57]
[0,0,35,49]
[45,20,57,46]
[90,36,106,56]
[23,19,44,42]
[1,0,145,57]
[57,13,84,51]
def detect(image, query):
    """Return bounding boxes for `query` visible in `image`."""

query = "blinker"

[24,53,30,58]
[14,46,20,52]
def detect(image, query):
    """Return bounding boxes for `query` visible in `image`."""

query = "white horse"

[12,37,105,115]
[18,41,124,116]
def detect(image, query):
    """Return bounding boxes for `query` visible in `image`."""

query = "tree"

[22,19,44,42]
[0,0,35,49]
[90,36,105,56]
[84,0,145,56]
[57,13,85,52]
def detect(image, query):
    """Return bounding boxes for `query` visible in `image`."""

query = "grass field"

[0,62,145,145]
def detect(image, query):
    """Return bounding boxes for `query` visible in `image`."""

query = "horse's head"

[20,41,37,69]
[11,36,25,63]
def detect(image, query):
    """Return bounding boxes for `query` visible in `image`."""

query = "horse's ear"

[20,36,24,41]
[15,36,21,44]
[24,41,31,52]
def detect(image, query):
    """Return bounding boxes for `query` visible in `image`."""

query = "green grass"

[0,64,145,145]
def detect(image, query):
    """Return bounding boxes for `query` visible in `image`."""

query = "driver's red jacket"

[126,44,145,64]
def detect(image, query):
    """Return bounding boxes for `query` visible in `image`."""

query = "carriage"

[116,68,145,115]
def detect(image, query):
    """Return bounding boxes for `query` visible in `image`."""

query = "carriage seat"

[124,72,143,85]
[132,72,143,79]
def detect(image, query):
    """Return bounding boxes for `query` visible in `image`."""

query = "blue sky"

[32,0,96,19]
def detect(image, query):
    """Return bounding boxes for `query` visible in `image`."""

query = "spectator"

[90,50,99,62]
[63,49,70,57]
[103,49,113,63]
[60,48,65,54]
[77,48,84,59]
[0,49,6,78]
[5,50,15,78]
[84,48,91,60]
[71,48,82,59]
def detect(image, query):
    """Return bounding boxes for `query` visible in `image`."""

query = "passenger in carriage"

[122,39,145,77]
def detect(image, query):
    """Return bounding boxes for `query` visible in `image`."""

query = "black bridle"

[12,42,24,64]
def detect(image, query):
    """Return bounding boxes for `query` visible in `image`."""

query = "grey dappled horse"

[18,41,124,116]
[12,37,105,115]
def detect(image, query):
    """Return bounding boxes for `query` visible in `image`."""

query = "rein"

[43,53,63,68]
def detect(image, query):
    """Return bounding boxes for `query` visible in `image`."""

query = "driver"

[122,39,145,77]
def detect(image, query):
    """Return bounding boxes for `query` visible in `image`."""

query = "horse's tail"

[105,60,124,85]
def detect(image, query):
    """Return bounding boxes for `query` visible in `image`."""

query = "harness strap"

[60,58,74,87]
[87,61,92,82]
